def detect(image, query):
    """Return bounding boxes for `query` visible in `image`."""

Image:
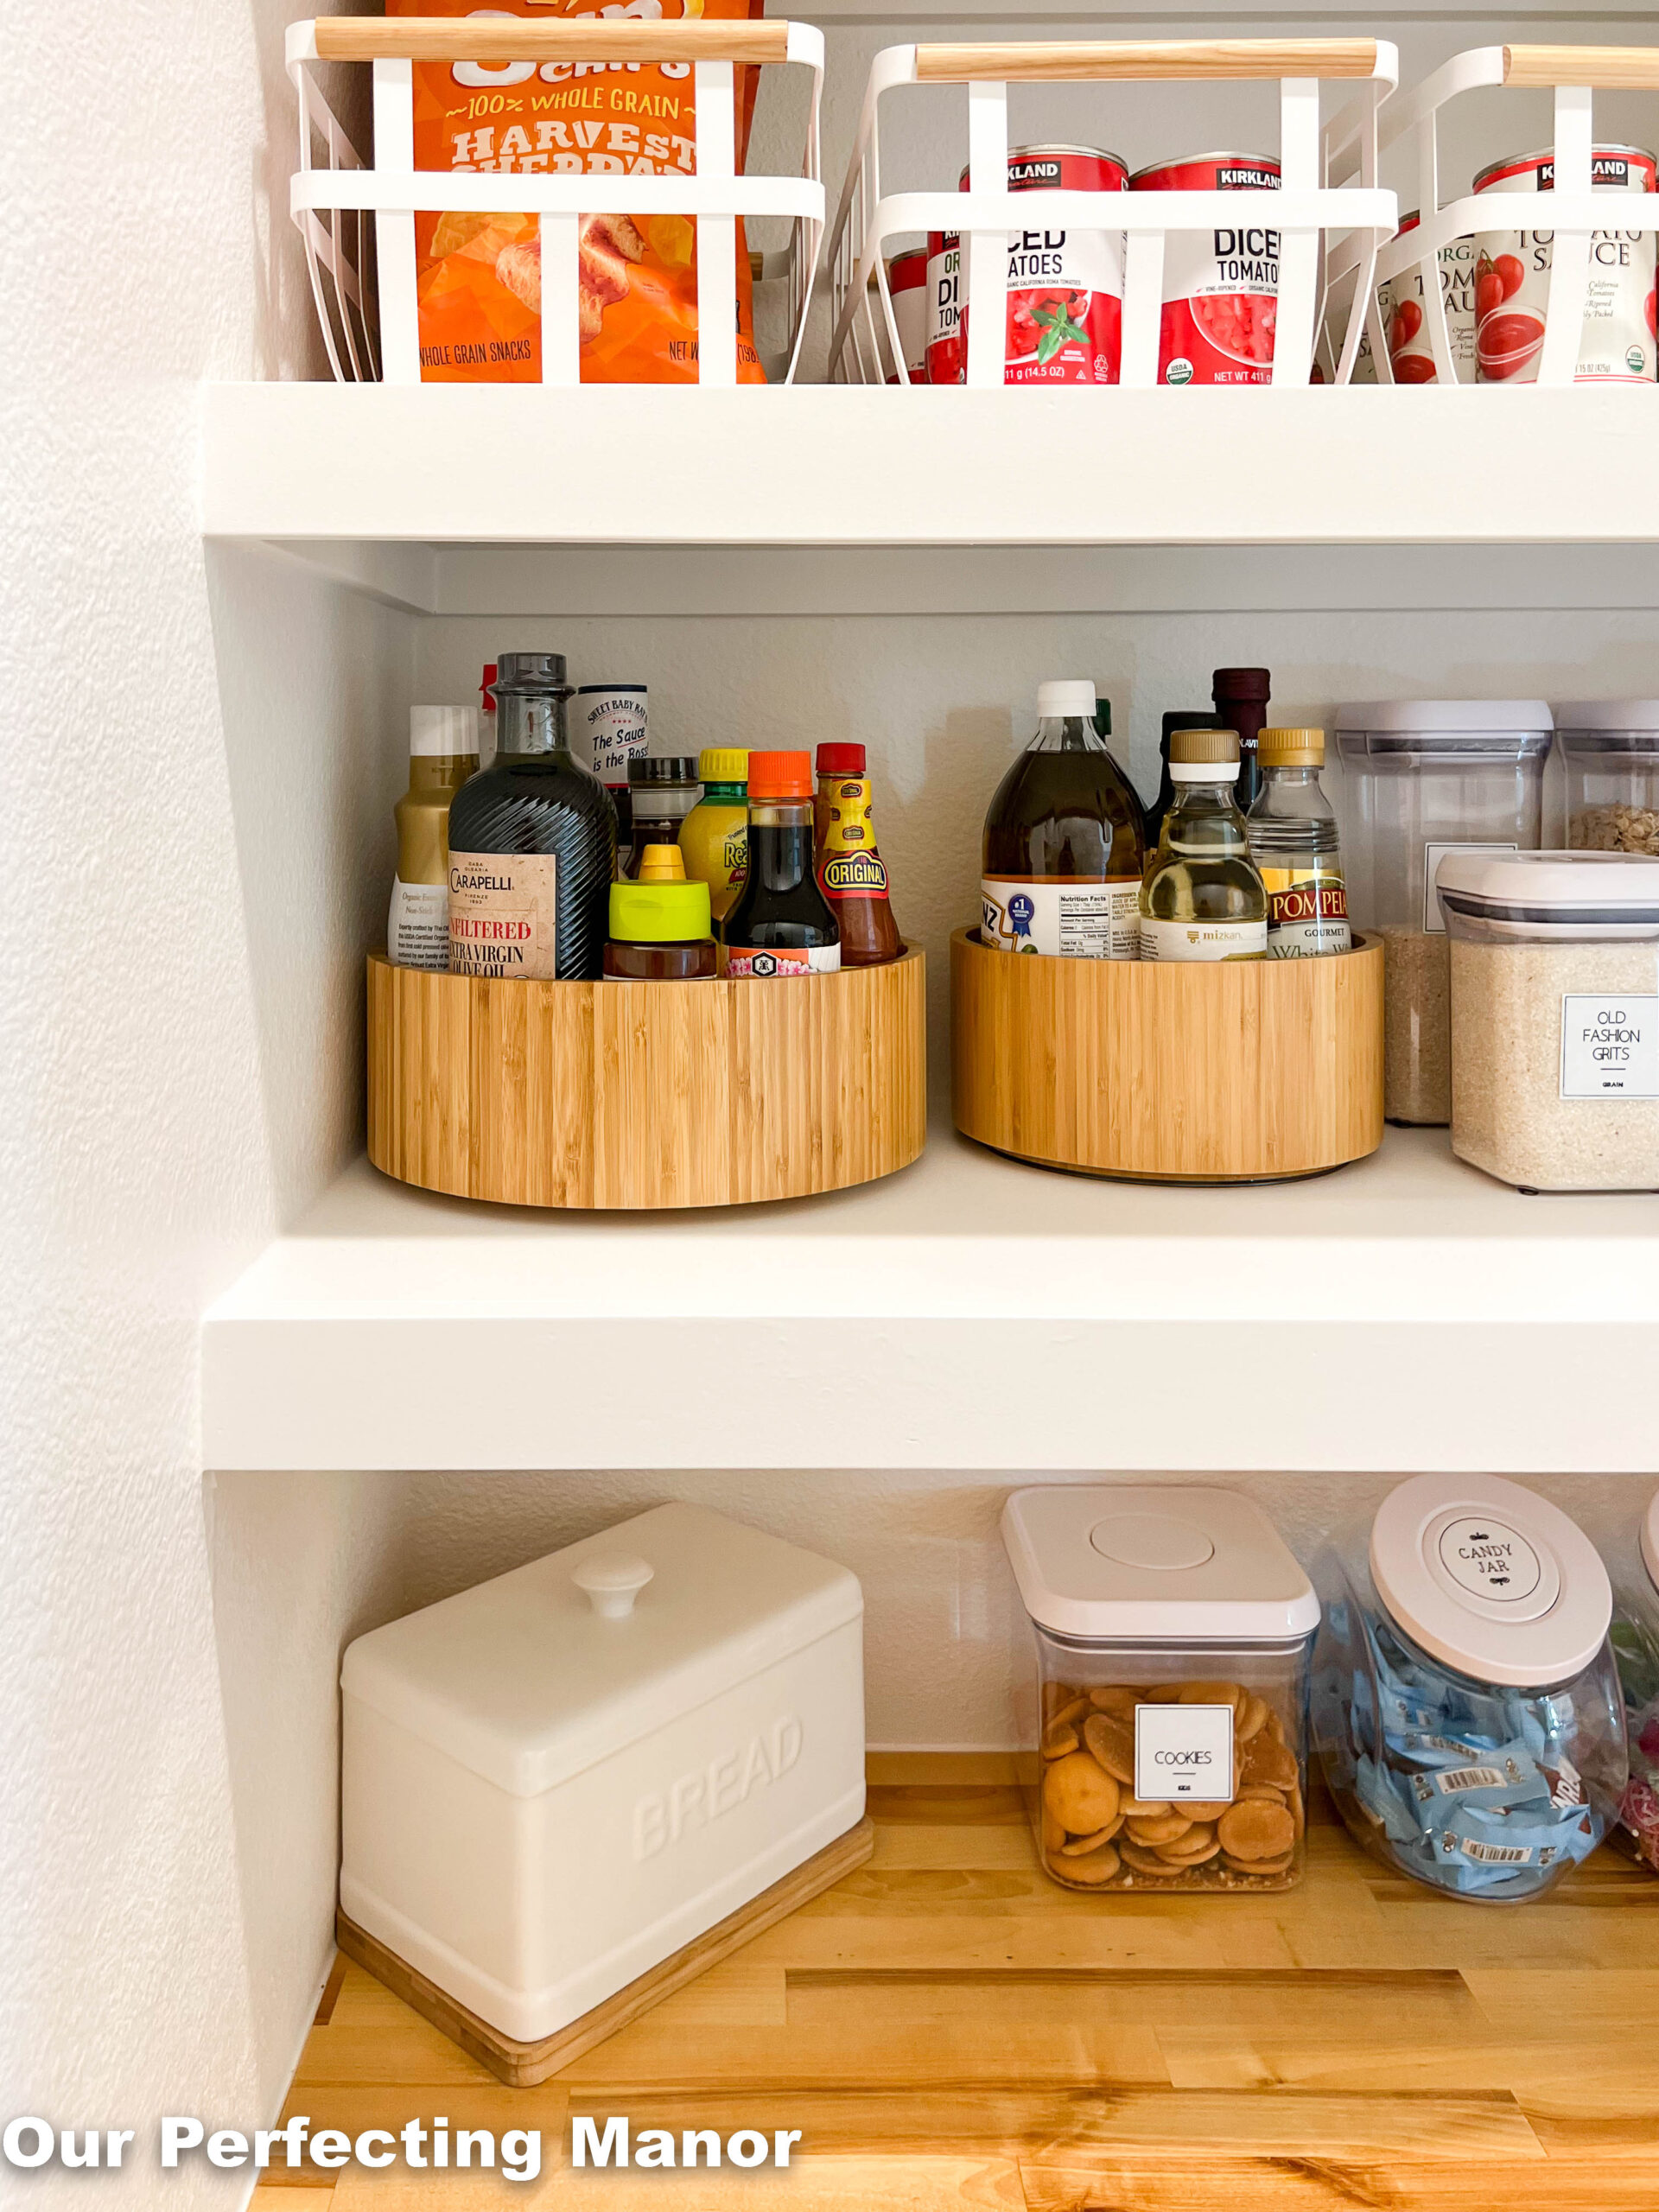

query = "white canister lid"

[1001,1486,1319,1643]
[1436,848,1659,933]
[1037,679,1097,720]
[1642,1489,1659,1597]
[340,1503,862,1797]
[1369,1474,1611,1688]
[1335,700,1554,734]
[410,703,479,756]
[1555,701,1659,733]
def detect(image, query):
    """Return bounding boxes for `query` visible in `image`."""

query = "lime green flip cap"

[609,879,713,943]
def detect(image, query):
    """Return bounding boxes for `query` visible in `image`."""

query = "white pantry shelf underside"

[202,1122,1659,1476]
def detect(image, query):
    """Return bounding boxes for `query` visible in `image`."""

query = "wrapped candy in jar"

[1313,1475,1626,1902]
[1599,1488,1659,1872]
[1002,1486,1319,1894]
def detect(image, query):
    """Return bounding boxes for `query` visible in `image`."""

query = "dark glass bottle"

[1213,667,1272,814]
[1146,709,1224,850]
[624,756,701,879]
[722,750,841,976]
[446,652,615,983]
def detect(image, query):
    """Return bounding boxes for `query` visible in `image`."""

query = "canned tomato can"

[1378,211,1476,384]
[1472,143,1657,383]
[1128,152,1281,384]
[885,246,928,384]
[957,143,1128,384]
[925,229,963,383]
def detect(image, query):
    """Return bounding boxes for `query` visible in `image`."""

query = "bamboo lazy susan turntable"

[368,949,926,1209]
[951,928,1383,1182]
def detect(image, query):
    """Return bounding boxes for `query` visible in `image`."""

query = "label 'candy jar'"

[1313,1475,1626,1903]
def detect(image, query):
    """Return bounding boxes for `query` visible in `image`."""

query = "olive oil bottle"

[981,679,1145,957]
[1139,728,1268,962]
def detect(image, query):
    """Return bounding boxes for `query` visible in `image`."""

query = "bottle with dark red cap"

[814,742,902,967]
[1213,667,1272,812]
[721,751,840,977]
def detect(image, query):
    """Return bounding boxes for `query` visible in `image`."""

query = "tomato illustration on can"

[955,144,1128,385]
[1472,144,1657,384]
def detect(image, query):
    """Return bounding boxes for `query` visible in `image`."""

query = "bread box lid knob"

[572,1553,655,1619]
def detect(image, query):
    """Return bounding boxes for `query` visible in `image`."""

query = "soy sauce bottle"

[721,750,840,977]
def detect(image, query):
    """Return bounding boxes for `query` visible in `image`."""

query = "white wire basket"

[1373,44,1659,386]
[287,14,825,387]
[829,37,1399,391]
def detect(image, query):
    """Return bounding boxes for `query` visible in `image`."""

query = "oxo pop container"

[1002,1486,1319,1894]
[1334,701,1552,1124]
[340,1503,865,2044]
[1599,1490,1659,1873]
[1313,1475,1625,1903]
[1558,702,1659,855]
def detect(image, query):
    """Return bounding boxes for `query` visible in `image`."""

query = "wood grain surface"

[336,1819,875,2088]
[950,926,1383,1182]
[366,949,926,1209]
[914,37,1380,81]
[276,1757,1659,2206]
[1502,42,1659,87]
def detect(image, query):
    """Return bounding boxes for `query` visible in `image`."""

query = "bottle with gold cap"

[604,849,717,980]
[1139,728,1268,962]
[1247,728,1351,959]
[677,748,749,922]
[389,704,480,970]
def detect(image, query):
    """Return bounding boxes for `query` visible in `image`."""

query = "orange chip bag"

[389,0,767,384]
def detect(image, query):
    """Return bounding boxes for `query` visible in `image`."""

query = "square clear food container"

[1001,1486,1319,1894]
[1313,1475,1625,1904]
[1439,849,1659,1190]
[1558,702,1659,856]
[1334,701,1551,1125]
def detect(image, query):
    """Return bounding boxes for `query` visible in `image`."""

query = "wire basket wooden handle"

[1502,42,1659,87]
[313,16,791,66]
[913,38,1382,84]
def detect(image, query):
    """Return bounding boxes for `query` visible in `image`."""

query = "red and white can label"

[1473,145,1657,384]
[1130,154,1281,384]
[1380,215,1476,384]
[925,228,963,384]
[886,246,928,385]
[958,145,1128,385]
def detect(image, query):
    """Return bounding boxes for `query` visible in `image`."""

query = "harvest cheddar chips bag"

[389,0,767,383]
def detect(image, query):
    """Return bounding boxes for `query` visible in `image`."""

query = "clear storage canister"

[1334,702,1552,1123]
[1439,849,1659,1190]
[1601,1489,1659,1873]
[1001,1486,1319,1894]
[1313,1475,1625,1903]
[1557,702,1659,855]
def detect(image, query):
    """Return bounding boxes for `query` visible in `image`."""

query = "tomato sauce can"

[956,144,1128,385]
[1378,212,1477,384]
[885,246,929,384]
[925,228,963,383]
[1128,152,1281,384]
[1472,144,1657,384]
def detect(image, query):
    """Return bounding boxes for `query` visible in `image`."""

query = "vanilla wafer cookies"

[1039,1676,1307,1892]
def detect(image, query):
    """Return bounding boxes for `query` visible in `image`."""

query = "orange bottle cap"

[747,749,813,800]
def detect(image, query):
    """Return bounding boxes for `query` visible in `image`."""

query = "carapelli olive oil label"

[448,852,558,980]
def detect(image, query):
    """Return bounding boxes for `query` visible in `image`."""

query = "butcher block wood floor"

[259,1755,1659,2208]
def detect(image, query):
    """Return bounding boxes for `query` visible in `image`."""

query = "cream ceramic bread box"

[338,1503,871,2084]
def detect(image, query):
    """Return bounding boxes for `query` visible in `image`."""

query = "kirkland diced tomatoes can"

[925,229,963,383]
[957,144,1128,384]
[1129,152,1281,384]
[885,246,929,384]
[1380,212,1476,384]
[1472,144,1657,384]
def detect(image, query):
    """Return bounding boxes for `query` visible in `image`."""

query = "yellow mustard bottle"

[677,749,749,923]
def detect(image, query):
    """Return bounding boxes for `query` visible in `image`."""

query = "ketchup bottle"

[814,744,902,966]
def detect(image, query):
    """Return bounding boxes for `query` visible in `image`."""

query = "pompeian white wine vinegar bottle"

[446,652,616,982]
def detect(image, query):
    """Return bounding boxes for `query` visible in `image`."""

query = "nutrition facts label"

[1560,994,1659,1099]
[980,877,1141,957]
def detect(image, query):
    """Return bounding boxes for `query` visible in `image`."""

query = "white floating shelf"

[202,383,1659,560]
[202,1123,1659,1476]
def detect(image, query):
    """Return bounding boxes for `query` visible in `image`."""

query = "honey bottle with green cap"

[604,855,718,980]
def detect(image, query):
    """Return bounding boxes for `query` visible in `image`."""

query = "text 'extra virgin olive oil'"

[446,652,617,982]
[982,679,1146,956]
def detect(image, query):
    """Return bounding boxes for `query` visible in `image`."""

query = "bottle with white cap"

[981,679,1145,958]
[389,705,480,970]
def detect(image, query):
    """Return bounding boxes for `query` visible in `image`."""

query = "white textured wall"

[0,1,411,2196]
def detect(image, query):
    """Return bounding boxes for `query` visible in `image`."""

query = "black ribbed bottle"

[447,652,615,982]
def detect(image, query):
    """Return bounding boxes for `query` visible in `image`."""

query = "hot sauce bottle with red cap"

[815,743,902,967]
[721,751,841,977]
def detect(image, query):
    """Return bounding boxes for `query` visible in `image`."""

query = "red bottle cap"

[747,749,814,799]
[817,742,867,776]
[481,663,498,710]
